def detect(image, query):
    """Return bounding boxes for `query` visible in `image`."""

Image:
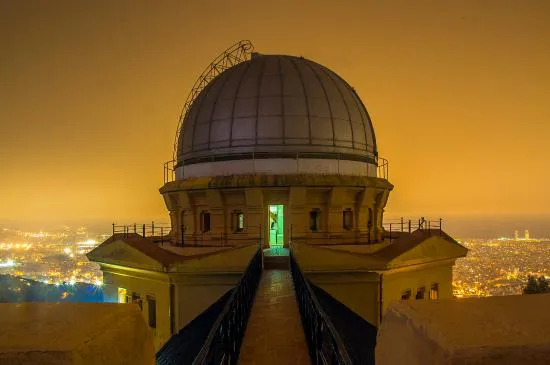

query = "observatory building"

[88,42,468,356]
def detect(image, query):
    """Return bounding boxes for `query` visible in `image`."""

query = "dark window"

[309,210,320,231]
[200,211,211,233]
[401,289,411,300]
[147,296,156,328]
[132,292,142,310]
[343,209,353,230]
[415,287,425,300]
[429,283,439,300]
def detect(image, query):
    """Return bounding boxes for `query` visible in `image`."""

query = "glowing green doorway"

[268,205,284,247]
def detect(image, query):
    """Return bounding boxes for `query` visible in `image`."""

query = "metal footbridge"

[157,246,376,365]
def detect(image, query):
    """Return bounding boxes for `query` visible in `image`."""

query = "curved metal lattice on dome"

[172,40,255,160]
[164,42,388,183]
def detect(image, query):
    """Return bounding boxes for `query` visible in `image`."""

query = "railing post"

[161,227,164,244]
[112,223,115,236]
[440,218,443,235]
[389,223,392,241]
[133,223,137,234]
[142,224,146,237]
[152,221,155,237]
[408,220,411,233]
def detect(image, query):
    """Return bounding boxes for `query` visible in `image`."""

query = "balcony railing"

[376,156,389,180]
[174,225,263,247]
[290,226,378,245]
[164,160,176,184]
[192,247,263,364]
[290,244,353,365]
[383,217,442,233]
[111,222,171,242]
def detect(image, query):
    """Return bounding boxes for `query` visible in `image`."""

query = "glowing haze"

[1,0,550,227]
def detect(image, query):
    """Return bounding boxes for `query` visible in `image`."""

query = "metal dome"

[176,54,377,168]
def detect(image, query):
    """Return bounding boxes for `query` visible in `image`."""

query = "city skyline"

[2,0,550,223]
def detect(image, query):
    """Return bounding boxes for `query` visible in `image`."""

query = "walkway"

[238,270,310,365]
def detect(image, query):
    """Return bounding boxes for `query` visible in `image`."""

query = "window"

[200,211,211,233]
[132,292,142,310]
[429,283,439,300]
[238,212,244,231]
[147,295,156,328]
[309,209,320,231]
[401,289,411,300]
[415,287,425,300]
[232,211,244,232]
[343,209,353,230]
[118,288,128,303]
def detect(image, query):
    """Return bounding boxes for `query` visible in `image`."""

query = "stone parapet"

[0,302,154,365]
[376,294,550,365]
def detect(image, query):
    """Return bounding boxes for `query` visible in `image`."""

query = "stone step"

[263,255,289,270]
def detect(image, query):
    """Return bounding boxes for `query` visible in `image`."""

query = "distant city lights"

[0,259,16,268]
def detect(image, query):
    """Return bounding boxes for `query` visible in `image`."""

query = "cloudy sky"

[1,0,549,226]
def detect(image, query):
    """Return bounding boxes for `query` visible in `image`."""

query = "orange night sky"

[1,0,550,226]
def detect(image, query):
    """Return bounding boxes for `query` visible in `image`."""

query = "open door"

[268,204,284,247]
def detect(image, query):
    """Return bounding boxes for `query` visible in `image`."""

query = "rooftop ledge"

[0,302,154,365]
[376,294,550,365]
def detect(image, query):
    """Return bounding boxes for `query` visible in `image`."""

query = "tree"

[523,275,550,294]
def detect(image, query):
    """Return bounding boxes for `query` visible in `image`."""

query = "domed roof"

[177,54,377,166]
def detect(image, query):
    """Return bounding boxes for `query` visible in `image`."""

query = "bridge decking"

[238,270,310,365]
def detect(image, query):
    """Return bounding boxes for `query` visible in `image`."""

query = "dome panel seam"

[228,61,253,148]
[302,60,336,147]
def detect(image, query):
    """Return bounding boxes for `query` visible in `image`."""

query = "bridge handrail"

[192,247,262,365]
[289,243,353,365]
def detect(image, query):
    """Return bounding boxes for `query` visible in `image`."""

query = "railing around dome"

[192,247,263,365]
[164,160,176,184]
[162,154,389,184]
[290,243,353,365]
[376,156,389,180]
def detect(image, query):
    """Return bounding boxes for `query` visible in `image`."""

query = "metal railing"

[383,217,442,233]
[382,217,443,241]
[164,160,176,184]
[290,225,378,245]
[290,245,353,365]
[192,247,263,365]
[162,154,389,184]
[176,225,263,247]
[173,41,254,161]
[112,222,171,242]
[377,156,389,180]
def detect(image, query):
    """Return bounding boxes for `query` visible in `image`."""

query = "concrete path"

[238,270,310,365]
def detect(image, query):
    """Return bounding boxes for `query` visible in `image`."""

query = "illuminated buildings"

[87,42,468,351]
